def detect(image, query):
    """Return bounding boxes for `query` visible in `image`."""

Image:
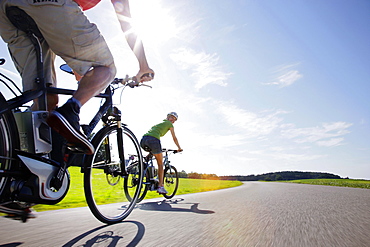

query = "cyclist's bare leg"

[32,66,114,110]
[72,66,115,106]
[46,66,115,155]
[153,152,164,187]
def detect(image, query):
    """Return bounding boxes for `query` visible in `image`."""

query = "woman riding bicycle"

[140,112,183,194]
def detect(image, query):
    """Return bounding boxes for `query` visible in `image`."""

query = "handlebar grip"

[140,73,154,80]
[111,76,152,88]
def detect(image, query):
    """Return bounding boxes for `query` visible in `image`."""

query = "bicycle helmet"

[167,112,178,120]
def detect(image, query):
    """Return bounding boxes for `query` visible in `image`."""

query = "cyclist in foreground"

[0,0,154,219]
[140,112,183,194]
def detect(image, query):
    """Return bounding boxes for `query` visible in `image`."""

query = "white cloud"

[264,63,303,87]
[216,100,286,137]
[170,48,232,90]
[281,122,352,146]
[317,138,344,147]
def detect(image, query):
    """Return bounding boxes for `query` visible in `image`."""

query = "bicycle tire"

[84,125,143,224]
[163,165,179,199]
[124,162,150,203]
[0,110,19,198]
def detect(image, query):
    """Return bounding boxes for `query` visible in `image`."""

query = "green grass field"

[33,167,242,212]
[280,179,370,189]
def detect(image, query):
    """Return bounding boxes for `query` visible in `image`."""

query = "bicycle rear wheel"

[84,125,143,224]
[163,165,179,199]
[0,111,19,197]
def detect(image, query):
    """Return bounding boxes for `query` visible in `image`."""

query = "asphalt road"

[0,182,369,247]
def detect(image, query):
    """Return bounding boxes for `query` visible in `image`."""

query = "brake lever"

[141,83,152,88]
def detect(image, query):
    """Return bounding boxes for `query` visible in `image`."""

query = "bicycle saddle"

[6,6,43,38]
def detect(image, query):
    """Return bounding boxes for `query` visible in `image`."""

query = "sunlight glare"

[130,0,178,46]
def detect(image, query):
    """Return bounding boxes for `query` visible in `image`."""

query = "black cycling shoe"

[47,99,94,155]
[0,203,36,223]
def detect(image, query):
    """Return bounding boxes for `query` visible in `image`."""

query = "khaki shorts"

[0,0,115,91]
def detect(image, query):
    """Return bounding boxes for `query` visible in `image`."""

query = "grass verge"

[279,179,370,189]
[33,167,242,212]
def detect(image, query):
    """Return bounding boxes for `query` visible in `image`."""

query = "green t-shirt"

[144,119,173,140]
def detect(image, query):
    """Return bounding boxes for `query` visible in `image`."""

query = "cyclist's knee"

[107,63,117,83]
[86,64,116,84]
[110,63,117,77]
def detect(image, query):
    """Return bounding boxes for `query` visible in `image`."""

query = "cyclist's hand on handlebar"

[136,68,155,83]
[177,148,183,153]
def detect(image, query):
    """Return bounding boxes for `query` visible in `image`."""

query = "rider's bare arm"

[170,127,183,152]
[111,0,154,82]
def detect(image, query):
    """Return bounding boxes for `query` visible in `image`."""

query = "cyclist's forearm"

[125,33,150,69]
[173,137,182,150]
[112,0,150,71]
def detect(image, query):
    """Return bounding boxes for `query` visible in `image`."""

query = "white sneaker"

[157,186,168,194]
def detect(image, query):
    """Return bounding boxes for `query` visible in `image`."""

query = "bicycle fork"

[116,124,129,177]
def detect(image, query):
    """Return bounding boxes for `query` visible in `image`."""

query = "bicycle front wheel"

[84,125,143,224]
[163,165,179,199]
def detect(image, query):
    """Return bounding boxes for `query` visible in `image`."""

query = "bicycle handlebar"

[111,73,153,88]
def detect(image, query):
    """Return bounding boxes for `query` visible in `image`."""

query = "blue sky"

[1,0,369,179]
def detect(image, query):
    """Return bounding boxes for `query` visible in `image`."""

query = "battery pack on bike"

[11,111,68,204]
[14,110,52,154]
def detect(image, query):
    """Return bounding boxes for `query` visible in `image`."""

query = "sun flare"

[130,1,178,46]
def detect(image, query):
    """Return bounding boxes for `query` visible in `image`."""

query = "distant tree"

[178,170,188,178]
[201,173,219,180]
[275,174,283,181]
[188,172,201,179]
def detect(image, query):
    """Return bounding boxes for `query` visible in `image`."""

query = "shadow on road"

[138,198,215,214]
[0,243,22,247]
[61,220,145,247]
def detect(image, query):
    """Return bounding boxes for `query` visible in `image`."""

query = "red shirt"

[74,0,102,11]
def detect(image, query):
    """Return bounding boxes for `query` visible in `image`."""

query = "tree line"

[219,171,341,181]
[179,170,341,181]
